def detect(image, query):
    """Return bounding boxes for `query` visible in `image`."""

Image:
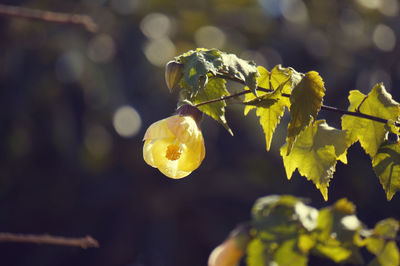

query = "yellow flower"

[143,111,205,179]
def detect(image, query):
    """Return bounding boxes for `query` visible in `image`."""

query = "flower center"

[166,144,182,161]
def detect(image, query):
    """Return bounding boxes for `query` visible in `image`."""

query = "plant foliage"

[164,48,400,202]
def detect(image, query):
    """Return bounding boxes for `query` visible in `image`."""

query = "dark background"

[0,0,399,265]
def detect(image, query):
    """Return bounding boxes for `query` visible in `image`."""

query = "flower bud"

[165,61,184,92]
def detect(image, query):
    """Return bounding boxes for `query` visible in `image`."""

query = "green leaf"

[341,83,400,157]
[372,141,400,200]
[286,71,326,155]
[177,48,223,95]
[244,66,292,150]
[220,52,259,96]
[176,48,259,96]
[366,218,400,266]
[191,77,233,135]
[280,120,351,201]
[385,119,400,135]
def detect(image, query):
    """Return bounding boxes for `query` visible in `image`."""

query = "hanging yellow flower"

[143,105,205,179]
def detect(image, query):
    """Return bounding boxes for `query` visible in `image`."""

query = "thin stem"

[0,4,98,32]
[196,73,400,127]
[0,233,99,249]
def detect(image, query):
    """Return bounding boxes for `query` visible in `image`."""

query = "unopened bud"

[165,61,183,92]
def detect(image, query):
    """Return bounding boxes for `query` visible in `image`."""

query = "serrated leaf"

[372,141,400,200]
[177,48,223,95]
[244,65,293,150]
[341,83,400,157]
[286,71,325,155]
[191,77,233,135]
[385,120,400,135]
[177,48,260,98]
[220,52,259,96]
[280,120,351,201]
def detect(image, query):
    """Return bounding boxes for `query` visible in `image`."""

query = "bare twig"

[0,233,99,249]
[0,4,98,32]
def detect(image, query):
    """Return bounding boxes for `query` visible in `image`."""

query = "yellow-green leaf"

[385,119,400,135]
[286,71,325,155]
[372,141,400,200]
[280,120,351,201]
[341,83,400,157]
[192,77,233,135]
[244,65,292,150]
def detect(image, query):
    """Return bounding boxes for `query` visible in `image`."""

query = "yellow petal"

[151,138,191,179]
[143,117,175,140]
[178,135,206,172]
[143,140,156,167]
[167,115,200,144]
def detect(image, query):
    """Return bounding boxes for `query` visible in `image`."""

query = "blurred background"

[0,0,399,265]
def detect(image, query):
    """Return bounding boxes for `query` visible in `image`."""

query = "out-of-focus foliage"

[212,195,399,265]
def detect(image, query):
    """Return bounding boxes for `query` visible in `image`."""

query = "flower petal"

[143,118,175,140]
[151,138,191,179]
[167,115,200,144]
[143,140,156,167]
[178,135,206,172]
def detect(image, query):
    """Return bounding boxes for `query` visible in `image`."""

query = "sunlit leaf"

[385,119,400,135]
[191,77,233,135]
[341,83,400,157]
[244,66,292,150]
[286,71,325,154]
[176,48,259,96]
[372,140,400,200]
[220,52,259,95]
[280,120,351,200]
[177,48,223,95]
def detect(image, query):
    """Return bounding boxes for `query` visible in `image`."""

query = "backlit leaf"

[372,141,400,200]
[286,71,325,154]
[244,65,295,150]
[341,83,400,157]
[280,120,351,200]
[191,77,233,135]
